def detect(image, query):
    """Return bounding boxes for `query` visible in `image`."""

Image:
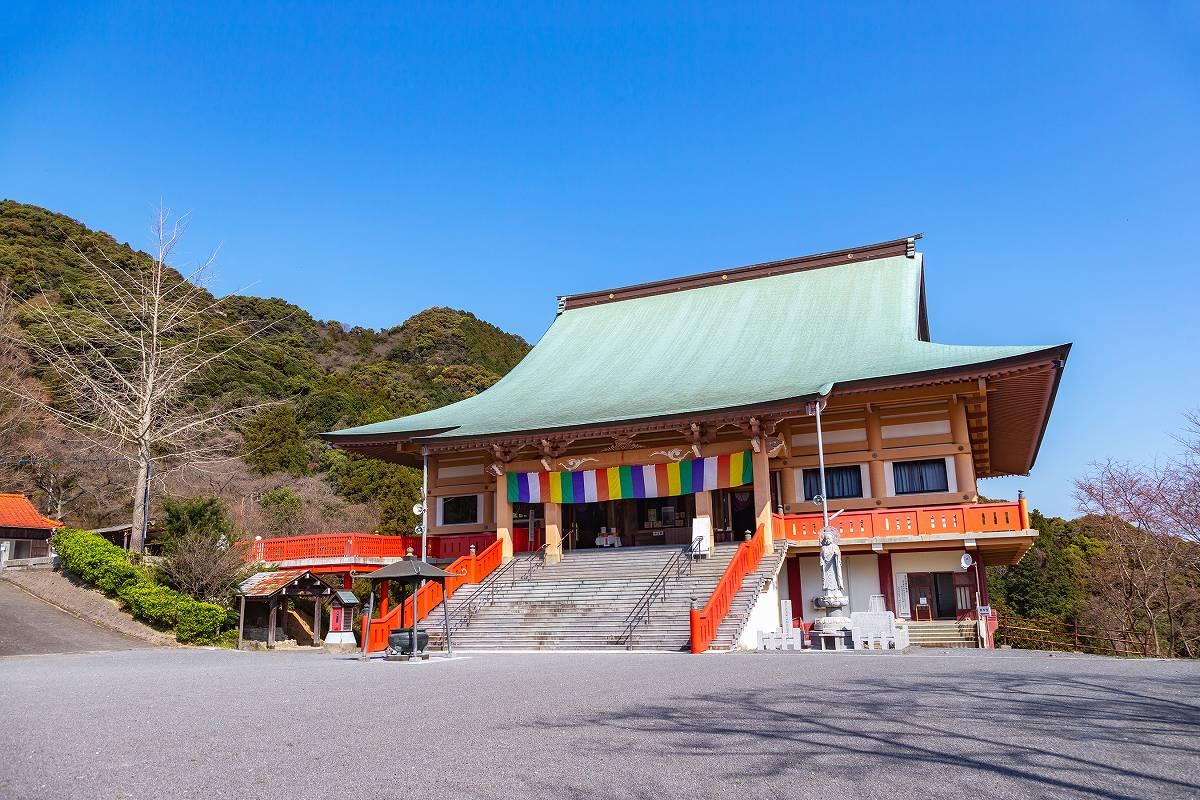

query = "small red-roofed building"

[0,493,65,562]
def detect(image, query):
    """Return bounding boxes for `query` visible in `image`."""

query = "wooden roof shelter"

[237,569,335,650]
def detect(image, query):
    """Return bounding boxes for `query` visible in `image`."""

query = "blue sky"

[2,3,1198,518]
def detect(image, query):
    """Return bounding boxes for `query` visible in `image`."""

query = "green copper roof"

[326,252,1063,442]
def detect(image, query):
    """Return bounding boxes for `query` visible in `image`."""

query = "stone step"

[408,543,754,652]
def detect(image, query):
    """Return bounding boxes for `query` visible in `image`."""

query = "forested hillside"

[0,200,530,534]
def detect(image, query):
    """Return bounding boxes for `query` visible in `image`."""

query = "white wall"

[845,554,881,614]
[797,556,822,622]
[891,550,967,575]
[737,561,784,650]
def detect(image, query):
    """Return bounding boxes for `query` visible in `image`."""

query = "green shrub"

[54,528,230,643]
[175,600,227,643]
[52,528,140,593]
[117,581,182,628]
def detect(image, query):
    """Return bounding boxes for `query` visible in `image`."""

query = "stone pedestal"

[322,631,358,653]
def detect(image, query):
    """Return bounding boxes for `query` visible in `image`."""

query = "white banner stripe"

[583,470,598,502]
[642,465,658,497]
[703,456,718,491]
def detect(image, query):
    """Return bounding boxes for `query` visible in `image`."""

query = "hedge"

[51,528,227,643]
[51,527,141,594]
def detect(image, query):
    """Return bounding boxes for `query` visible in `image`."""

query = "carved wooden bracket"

[487,444,518,477]
[603,433,639,452]
[538,438,573,471]
[741,416,779,453]
[679,422,717,458]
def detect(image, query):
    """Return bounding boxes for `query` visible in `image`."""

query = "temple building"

[0,493,63,563]
[324,236,1069,650]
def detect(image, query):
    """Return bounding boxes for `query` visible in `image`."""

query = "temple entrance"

[513,503,544,553]
[905,571,961,619]
[714,488,756,543]
[561,496,698,549]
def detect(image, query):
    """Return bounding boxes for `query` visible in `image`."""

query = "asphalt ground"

[0,578,151,656]
[2,647,1197,800]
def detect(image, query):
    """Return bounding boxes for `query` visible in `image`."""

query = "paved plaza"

[2,643,1198,800]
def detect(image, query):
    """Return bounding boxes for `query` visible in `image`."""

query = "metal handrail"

[433,548,548,640]
[614,539,701,649]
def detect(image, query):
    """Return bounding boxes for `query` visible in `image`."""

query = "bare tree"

[160,529,252,603]
[1,206,277,551]
[1075,412,1200,657]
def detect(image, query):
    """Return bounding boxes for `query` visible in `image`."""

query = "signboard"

[691,517,712,557]
[894,572,911,618]
[978,605,993,617]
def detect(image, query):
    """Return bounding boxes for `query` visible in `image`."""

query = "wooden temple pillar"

[866,406,887,503]
[267,597,277,649]
[752,446,774,553]
[495,484,514,563]
[311,596,322,646]
[950,397,977,499]
[378,581,389,616]
[694,490,715,553]
[545,502,563,565]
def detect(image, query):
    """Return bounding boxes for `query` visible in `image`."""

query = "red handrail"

[690,524,766,654]
[361,538,505,653]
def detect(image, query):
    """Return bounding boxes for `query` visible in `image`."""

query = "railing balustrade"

[689,525,766,654]
[361,539,506,653]
[776,500,1028,544]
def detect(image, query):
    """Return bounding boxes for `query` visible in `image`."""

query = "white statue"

[818,526,844,593]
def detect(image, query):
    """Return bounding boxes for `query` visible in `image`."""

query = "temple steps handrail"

[612,540,701,649]
[689,524,767,654]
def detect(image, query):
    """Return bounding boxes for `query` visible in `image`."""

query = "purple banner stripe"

[572,471,586,503]
[632,465,646,498]
[517,473,530,503]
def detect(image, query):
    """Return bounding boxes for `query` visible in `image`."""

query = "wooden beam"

[237,595,245,650]
[545,503,563,565]
[495,482,514,563]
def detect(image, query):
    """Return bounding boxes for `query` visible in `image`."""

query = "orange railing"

[689,524,767,654]
[776,500,1027,544]
[361,538,505,653]
[247,531,501,564]
[249,533,412,564]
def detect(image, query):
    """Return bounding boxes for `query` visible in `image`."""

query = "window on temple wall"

[802,465,864,500]
[438,494,481,526]
[892,458,949,495]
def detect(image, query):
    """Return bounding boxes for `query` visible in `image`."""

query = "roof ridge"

[559,234,922,312]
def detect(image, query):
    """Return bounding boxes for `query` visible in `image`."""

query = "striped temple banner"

[506,450,754,504]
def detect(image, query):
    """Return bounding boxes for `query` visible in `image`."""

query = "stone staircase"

[906,620,978,648]
[426,544,762,652]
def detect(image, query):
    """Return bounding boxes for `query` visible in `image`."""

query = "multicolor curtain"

[507,450,754,504]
